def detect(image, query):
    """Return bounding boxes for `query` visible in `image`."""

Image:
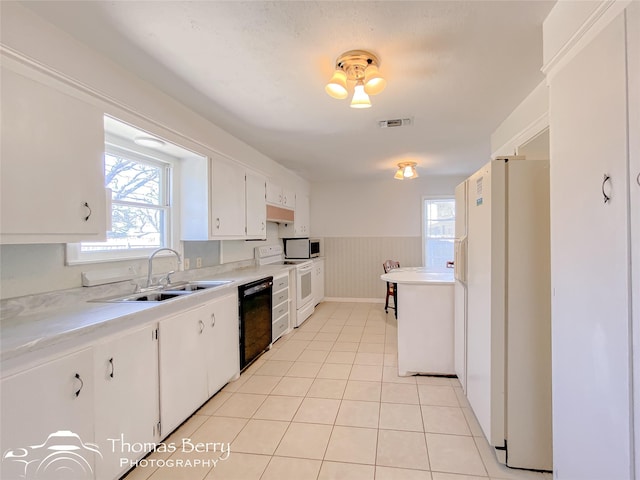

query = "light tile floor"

[125,302,552,480]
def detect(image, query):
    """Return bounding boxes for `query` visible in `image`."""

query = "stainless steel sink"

[92,280,232,303]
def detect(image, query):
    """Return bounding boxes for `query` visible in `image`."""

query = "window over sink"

[66,116,181,264]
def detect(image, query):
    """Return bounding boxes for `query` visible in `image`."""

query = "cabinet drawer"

[273,301,288,319]
[273,289,288,306]
[272,314,289,342]
[274,275,289,291]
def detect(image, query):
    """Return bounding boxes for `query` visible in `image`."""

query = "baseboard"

[324,297,385,304]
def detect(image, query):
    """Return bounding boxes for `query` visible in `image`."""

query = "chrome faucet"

[146,248,182,288]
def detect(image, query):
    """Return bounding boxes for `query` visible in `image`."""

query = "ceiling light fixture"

[134,135,166,148]
[325,50,386,109]
[394,162,419,180]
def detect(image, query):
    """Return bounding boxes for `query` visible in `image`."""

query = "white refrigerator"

[457,157,553,471]
[453,181,468,393]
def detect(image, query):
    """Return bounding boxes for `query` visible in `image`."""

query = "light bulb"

[350,80,371,109]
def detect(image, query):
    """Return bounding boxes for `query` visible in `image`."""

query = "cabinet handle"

[602,174,611,203]
[216,217,220,229]
[211,313,216,328]
[83,202,92,221]
[109,357,114,378]
[262,221,265,231]
[74,373,84,397]
[636,172,640,186]
[199,319,205,334]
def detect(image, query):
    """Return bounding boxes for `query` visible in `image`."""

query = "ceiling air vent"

[378,118,412,128]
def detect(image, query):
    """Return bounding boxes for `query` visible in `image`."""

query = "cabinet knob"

[74,373,84,397]
[82,202,92,222]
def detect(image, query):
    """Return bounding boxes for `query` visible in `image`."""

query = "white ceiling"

[22,1,555,182]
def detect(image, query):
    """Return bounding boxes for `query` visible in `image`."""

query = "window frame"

[66,144,175,265]
[421,195,456,272]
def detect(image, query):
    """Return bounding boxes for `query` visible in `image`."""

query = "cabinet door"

[203,293,240,396]
[0,67,106,243]
[246,171,267,238]
[266,181,283,205]
[209,154,245,237]
[159,308,208,435]
[549,13,632,479]
[94,325,159,480]
[316,259,325,304]
[282,188,296,209]
[1,349,96,480]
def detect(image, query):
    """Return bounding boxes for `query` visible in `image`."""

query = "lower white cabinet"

[93,324,160,480]
[272,273,290,342]
[204,293,240,396]
[312,258,325,305]
[1,348,96,480]
[159,292,239,435]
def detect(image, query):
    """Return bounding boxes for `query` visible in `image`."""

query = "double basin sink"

[96,280,232,303]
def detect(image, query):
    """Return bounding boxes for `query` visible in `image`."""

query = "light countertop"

[1,264,294,371]
[381,267,454,285]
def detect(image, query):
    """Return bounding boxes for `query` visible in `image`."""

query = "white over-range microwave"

[284,238,321,259]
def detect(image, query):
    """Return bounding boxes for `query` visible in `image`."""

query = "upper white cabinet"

[266,181,295,209]
[0,66,106,244]
[94,324,159,480]
[545,6,637,480]
[1,348,96,480]
[279,193,310,238]
[210,154,246,238]
[181,153,267,240]
[246,171,267,239]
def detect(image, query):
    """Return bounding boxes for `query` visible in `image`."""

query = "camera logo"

[2,430,102,479]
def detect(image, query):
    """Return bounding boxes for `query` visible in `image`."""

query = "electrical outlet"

[196,257,203,268]
[183,258,190,270]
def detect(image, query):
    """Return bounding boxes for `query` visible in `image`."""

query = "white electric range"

[255,246,314,327]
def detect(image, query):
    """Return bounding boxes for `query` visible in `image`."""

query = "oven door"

[296,263,313,307]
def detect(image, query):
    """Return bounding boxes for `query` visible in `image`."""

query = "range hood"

[266,204,294,223]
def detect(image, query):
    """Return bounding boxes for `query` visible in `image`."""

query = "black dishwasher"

[239,277,273,370]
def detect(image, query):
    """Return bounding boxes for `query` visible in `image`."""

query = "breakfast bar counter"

[381,268,455,376]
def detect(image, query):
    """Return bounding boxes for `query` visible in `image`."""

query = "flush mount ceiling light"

[325,50,387,109]
[394,162,419,180]
[134,135,166,148]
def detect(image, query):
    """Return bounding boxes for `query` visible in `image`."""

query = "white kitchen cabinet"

[159,292,239,435]
[0,66,106,244]
[93,324,159,480]
[246,170,267,239]
[210,154,246,238]
[546,9,635,480]
[279,193,310,238]
[312,258,325,306]
[203,293,240,396]
[159,306,209,435]
[1,348,96,480]
[272,273,290,342]
[266,181,295,210]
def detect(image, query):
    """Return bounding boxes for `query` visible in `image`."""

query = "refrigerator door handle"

[454,236,468,284]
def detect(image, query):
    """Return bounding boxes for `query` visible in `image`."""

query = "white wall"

[311,176,465,299]
[311,176,465,238]
[490,81,548,158]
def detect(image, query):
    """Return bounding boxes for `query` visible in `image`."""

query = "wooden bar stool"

[383,260,400,318]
